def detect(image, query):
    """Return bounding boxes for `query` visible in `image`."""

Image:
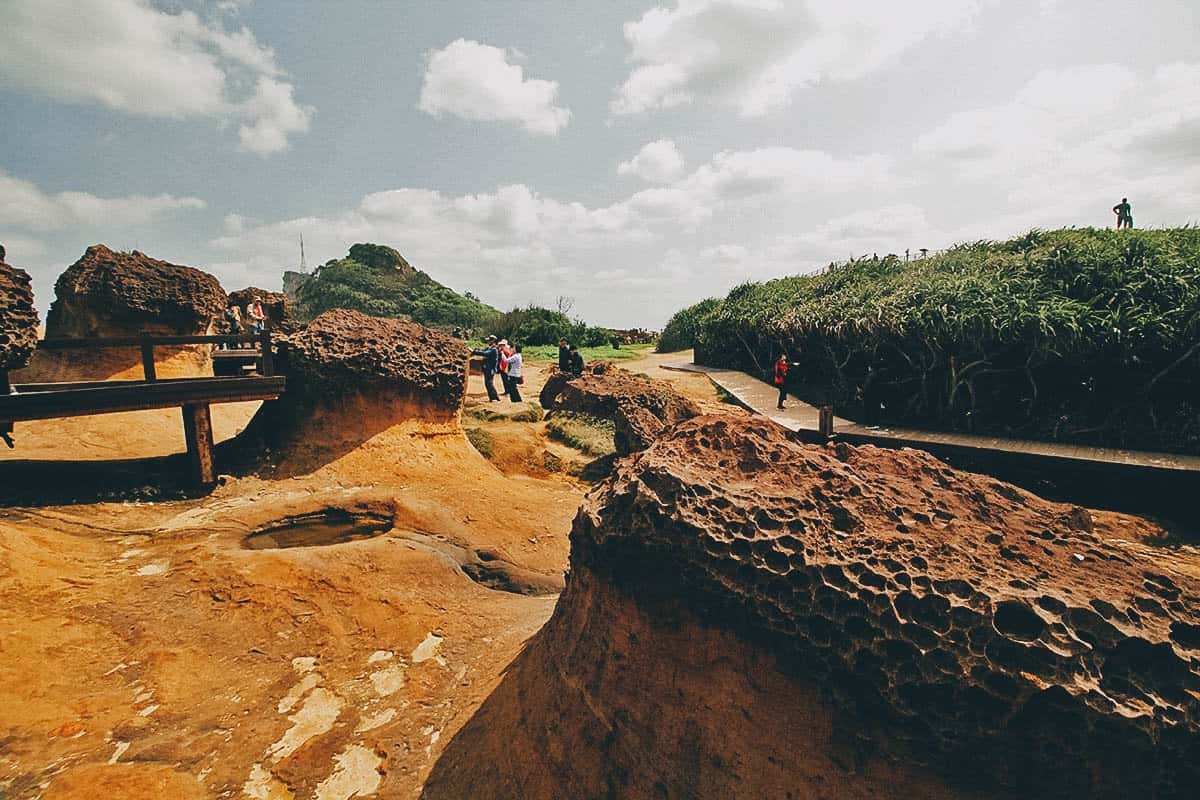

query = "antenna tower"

[299,234,308,272]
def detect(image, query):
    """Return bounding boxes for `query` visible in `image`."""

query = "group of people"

[472,336,526,402]
[222,297,267,348]
[471,336,585,403]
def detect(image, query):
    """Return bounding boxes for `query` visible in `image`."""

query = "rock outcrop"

[539,361,700,454]
[20,246,227,381]
[227,287,295,333]
[0,251,39,371]
[425,415,1200,800]
[45,245,226,338]
[234,309,470,473]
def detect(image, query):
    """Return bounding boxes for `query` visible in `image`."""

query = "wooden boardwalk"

[662,361,1200,519]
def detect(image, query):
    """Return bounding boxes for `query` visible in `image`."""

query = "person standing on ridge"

[774,352,799,410]
[1113,198,1133,230]
[506,344,524,402]
[558,338,571,372]
[472,336,502,402]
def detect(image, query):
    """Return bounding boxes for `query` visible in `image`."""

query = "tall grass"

[690,227,1200,453]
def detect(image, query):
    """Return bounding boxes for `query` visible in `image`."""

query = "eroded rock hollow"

[426,415,1200,800]
[539,361,700,454]
[228,287,296,333]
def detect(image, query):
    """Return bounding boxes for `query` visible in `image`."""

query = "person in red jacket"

[774,352,797,409]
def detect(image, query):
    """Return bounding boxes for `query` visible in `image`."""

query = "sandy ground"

[0,348,731,799]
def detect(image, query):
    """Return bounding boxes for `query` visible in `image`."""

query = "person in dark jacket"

[568,344,585,376]
[472,336,501,401]
[558,338,571,372]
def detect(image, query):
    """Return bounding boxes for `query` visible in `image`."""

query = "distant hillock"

[288,243,499,332]
[676,227,1200,453]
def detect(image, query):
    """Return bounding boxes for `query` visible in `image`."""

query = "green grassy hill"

[289,243,499,332]
[670,227,1200,453]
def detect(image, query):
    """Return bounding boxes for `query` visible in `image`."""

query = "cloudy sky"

[2,0,1198,327]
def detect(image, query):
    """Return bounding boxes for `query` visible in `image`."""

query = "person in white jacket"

[505,344,524,402]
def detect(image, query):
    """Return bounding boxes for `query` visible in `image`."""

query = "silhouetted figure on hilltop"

[1114,198,1134,229]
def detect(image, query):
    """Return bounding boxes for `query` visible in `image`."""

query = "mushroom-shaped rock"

[539,361,700,454]
[0,253,39,371]
[425,415,1200,800]
[21,246,227,381]
[46,245,226,338]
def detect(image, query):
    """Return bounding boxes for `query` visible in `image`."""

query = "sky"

[2,0,1199,328]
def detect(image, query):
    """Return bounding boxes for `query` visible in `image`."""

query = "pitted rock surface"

[0,257,39,370]
[45,245,226,337]
[228,287,295,332]
[280,309,467,408]
[539,361,700,454]
[571,414,1200,798]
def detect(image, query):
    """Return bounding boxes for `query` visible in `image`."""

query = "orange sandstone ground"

[0,351,730,799]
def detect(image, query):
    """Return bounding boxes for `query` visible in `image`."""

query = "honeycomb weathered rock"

[565,415,1200,797]
[45,245,226,338]
[0,254,39,371]
[539,361,700,454]
[279,309,468,410]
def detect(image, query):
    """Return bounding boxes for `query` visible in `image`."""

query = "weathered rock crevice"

[0,253,39,372]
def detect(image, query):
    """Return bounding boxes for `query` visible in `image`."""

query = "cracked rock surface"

[0,256,39,370]
[539,361,700,454]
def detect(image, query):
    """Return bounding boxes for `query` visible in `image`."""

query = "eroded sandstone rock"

[539,361,700,454]
[46,245,226,338]
[0,252,39,371]
[428,414,1200,799]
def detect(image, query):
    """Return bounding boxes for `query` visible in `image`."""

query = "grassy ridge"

[681,227,1200,453]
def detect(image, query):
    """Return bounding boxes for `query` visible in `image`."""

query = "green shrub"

[508,403,544,423]
[489,305,611,347]
[545,412,617,457]
[688,227,1200,453]
[658,297,721,352]
[465,427,495,459]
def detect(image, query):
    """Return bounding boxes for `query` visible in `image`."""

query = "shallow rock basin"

[244,511,393,550]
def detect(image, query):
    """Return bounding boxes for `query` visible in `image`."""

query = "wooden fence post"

[819,405,834,438]
[182,402,215,486]
[140,342,157,382]
[259,330,274,376]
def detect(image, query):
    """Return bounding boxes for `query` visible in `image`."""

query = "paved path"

[661,361,1200,475]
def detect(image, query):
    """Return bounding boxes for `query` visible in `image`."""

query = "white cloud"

[612,0,986,116]
[618,139,686,182]
[418,39,571,135]
[0,0,312,155]
[0,171,205,232]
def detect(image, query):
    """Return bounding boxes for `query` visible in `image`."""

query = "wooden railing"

[32,330,275,381]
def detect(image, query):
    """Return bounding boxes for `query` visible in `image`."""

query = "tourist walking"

[558,338,571,372]
[472,336,502,402]
[1113,198,1134,230]
[774,353,799,409]
[506,344,524,402]
[568,344,585,377]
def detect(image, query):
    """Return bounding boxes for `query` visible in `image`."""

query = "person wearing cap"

[471,336,502,401]
[497,339,513,398]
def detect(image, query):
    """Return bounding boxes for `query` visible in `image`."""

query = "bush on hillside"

[691,227,1200,453]
[658,297,721,352]
[490,305,610,347]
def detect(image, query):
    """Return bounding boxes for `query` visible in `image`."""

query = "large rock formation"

[45,245,226,338]
[0,249,39,372]
[21,246,227,381]
[425,415,1200,799]
[234,309,470,473]
[227,287,295,333]
[539,361,700,454]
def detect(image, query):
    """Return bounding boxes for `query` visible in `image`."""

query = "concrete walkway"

[660,361,1200,475]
